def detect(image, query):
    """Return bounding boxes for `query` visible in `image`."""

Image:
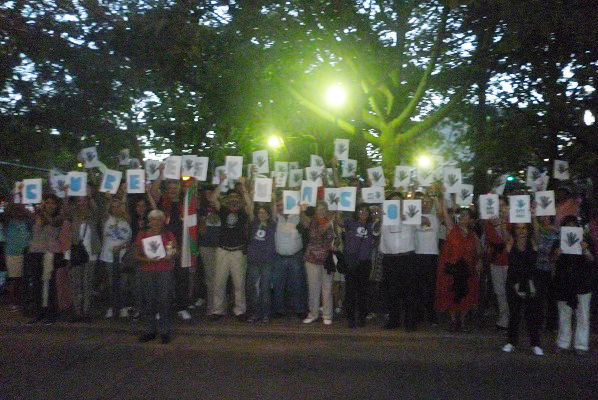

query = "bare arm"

[299,203,311,228]
[239,177,253,220]
[208,171,227,211]
[330,157,340,188]
[149,163,165,205]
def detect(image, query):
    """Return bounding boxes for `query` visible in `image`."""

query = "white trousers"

[200,246,218,315]
[557,293,592,351]
[491,265,509,328]
[212,248,246,316]
[305,262,333,321]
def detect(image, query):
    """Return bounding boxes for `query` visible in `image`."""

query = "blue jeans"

[271,253,306,315]
[247,261,273,319]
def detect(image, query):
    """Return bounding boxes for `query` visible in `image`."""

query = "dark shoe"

[209,314,223,322]
[347,319,356,329]
[27,315,44,325]
[138,333,157,343]
[384,321,400,330]
[44,316,57,326]
[356,317,366,328]
[247,315,259,323]
[271,312,286,319]
[296,312,307,320]
[160,334,171,344]
[235,314,247,322]
[495,325,507,332]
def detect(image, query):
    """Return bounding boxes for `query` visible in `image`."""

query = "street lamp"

[268,135,283,149]
[416,154,432,169]
[325,83,347,108]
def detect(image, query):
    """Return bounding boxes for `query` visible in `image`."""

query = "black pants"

[507,289,542,347]
[345,260,371,323]
[535,269,558,330]
[383,252,417,328]
[25,252,63,319]
[174,267,190,311]
[416,254,438,324]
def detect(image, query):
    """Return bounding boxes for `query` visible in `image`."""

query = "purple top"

[247,220,276,264]
[344,218,376,261]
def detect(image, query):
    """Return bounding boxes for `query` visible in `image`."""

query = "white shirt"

[65,223,99,262]
[379,222,416,255]
[415,214,439,255]
[275,214,303,256]
[99,217,132,263]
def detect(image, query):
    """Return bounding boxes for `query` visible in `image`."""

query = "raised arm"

[149,163,165,205]
[208,171,227,211]
[239,177,253,220]
[330,157,340,188]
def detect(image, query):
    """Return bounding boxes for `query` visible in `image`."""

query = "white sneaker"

[178,310,192,321]
[119,308,129,318]
[105,308,114,319]
[532,346,544,356]
[502,343,514,353]
[195,298,206,307]
[335,307,342,314]
[303,317,318,324]
[323,319,332,326]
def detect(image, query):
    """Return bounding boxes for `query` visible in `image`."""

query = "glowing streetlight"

[416,154,432,169]
[325,83,347,108]
[268,135,283,149]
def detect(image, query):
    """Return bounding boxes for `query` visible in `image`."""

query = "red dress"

[435,226,479,312]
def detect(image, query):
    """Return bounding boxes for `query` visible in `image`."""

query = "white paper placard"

[81,146,100,169]
[288,169,303,188]
[100,169,122,194]
[310,155,325,169]
[509,195,531,223]
[367,166,386,187]
[531,174,549,192]
[383,200,400,226]
[212,166,228,188]
[253,178,272,202]
[67,171,88,197]
[283,191,300,215]
[402,199,422,225]
[417,168,435,187]
[325,168,334,186]
[342,159,357,178]
[560,227,583,255]
[164,156,182,180]
[50,174,67,198]
[526,166,541,188]
[334,139,350,161]
[181,155,197,177]
[129,158,141,169]
[394,166,413,189]
[456,184,474,207]
[554,160,570,180]
[145,160,161,181]
[288,161,299,170]
[274,161,289,173]
[126,169,145,194]
[362,187,385,204]
[305,167,323,187]
[225,156,243,180]
[534,190,556,217]
[22,178,42,204]
[274,171,287,188]
[300,180,318,207]
[193,157,209,181]
[324,188,339,211]
[479,194,499,220]
[492,174,509,196]
[253,150,269,174]
[13,181,22,203]
[337,187,357,212]
[443,167,462,193]
[142,235,166,259]
[118,149,130,166]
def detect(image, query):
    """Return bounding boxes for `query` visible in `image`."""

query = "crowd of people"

[1,160,596,354]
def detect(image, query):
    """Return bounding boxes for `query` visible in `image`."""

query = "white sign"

[509,195,531,223]
[554,160,570,181]
[456,184,474,207]
[417,168,435,187]
[118,149,130,166]
[560,227,583,255]
[253,178,273,202]
[100,169,123,194]
[129,158,141,169]
[367,166,386,187]
[531,174,549,192]
[164,156,182,180]
[479,194,499,220]
[288,169,303,188]
[337,187,357,212]
[334,139,350,160]
[274,161,289,173]
[193,157,209,181]
[142,235,166,259]
[362,187,385,204]
[145,160,161,181]
[81,146,100,169]
[526,166,541,188]
[402,199,422,225]
[288,161,300,170]
[310,155,325,169]
[534,190,556,217]
[67,171,88,197]
[342,159,357,178]
[283,191,300,215]
[181,155,197,177]
[324,188,339,211]
[305,167,323,187]
[383,200,400,226]
[13,181,22,203]
[274,171,287,188]
[50,173,67,198]
[300,180,318,207]
[212,166,228,189]
[126,169,145,194]
[22,178,42,204]
[225,156,243,180]
[394,166,413,189]
[325,168,334,186]
[253,150,269,174]
[443,167,462,193]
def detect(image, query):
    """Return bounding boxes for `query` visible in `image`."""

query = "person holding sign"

[434,200,481,332]
[134,209,177,344]
[552,216,595,354]
[501,223,544,356]
[2,203,32,312]
[532,214,559,332]
[300,201,335,325]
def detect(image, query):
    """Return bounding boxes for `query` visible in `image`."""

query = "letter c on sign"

[340,191,351,207]
[387,204,398,220]
[25,184,36,200]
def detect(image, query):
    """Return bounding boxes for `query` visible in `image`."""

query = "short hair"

[148,209,165,220]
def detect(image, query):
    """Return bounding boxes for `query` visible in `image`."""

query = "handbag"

[70,223,89,266]
[119,245,137,273]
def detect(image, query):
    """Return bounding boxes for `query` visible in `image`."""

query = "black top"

[218,208,248,250]
[507,241,538,295]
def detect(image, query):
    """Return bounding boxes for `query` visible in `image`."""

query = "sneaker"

[10,305,19,312]
[160,334,171,344]
[235,314,247,322]
[323,319,332,326]
[187,304,196,310]
[195,298,206,307]
[260,317,269,324]
[335,307,342,315]
[139,333,156,343]
[132,310,140,320]
[247,315,259,323]
[209,314,223,322]
[105,308,114,319]
[532,346,544,356]
[303,317,318,324]
[119,308,129,318]
[502,343,514,353]
[177,310,192,321]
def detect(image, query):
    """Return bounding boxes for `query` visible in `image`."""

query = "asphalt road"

[1,311,596,400]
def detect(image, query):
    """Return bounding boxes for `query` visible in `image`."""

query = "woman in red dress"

[435,200,481,331]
